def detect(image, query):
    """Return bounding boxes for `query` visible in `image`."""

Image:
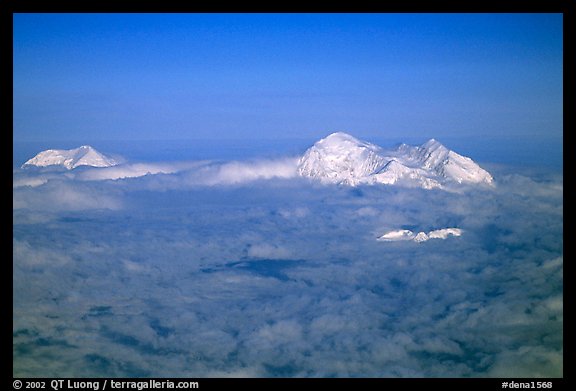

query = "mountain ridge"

[22,145,119,170]
[297,132,494,189]
[20,133,494,190]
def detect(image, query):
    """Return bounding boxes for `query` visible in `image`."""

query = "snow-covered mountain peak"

[298,132,494,189]
[313,132,383,156]
[319,132,372,147]
[414,139,493,185]
[297,132,387,185]
[421,138,443,149]
[22,145,119,170]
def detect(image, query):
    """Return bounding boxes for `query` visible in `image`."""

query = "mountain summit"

[22,145,119,170]
[297,132,493,188]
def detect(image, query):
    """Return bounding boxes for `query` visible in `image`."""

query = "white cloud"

[278,207,310,219]
[247,243,293,259]
[75,162,188,181]
[13,176,48,188]
[13,239,72,267]
[13,158,299,192]
[251,320,304,347]
[12,158,563,377]
[13,181,122,211]
[488,346,563,378]
[191,158,299,186]
[354,207,379,217]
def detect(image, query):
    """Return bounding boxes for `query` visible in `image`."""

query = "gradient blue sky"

[13,13,563,142]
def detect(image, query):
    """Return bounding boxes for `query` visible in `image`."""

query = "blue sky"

[13,13,562,143]
[12,12,564,379]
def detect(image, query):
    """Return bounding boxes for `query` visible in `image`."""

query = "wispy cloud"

[14,180,123,211]
[13,159,563,377]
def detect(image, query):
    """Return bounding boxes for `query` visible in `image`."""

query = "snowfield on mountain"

[22,145,119,170]
[297,132,494,189]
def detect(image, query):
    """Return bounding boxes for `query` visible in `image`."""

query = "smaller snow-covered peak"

[413,232,430,242]
[22,145,119,170]
[415,139,493,185]
[78,145,97,153]
[377,227,463,243]
[417,139,450,166]
[421,138,444,149]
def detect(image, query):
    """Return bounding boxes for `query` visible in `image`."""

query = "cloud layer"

[13,157,563,377]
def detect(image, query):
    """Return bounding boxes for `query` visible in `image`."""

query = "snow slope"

[298,132,494,188]
[22,146,119,170]
[377,228,463,243]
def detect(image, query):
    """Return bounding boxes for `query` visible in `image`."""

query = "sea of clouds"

[13,147,563,377]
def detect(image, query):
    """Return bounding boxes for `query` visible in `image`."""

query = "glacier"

[297,132,494,189]
[22,145,119,170]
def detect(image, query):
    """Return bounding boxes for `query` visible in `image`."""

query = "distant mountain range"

[22,145,119,170]
[21,133,493,190]
[377,228,463,243]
